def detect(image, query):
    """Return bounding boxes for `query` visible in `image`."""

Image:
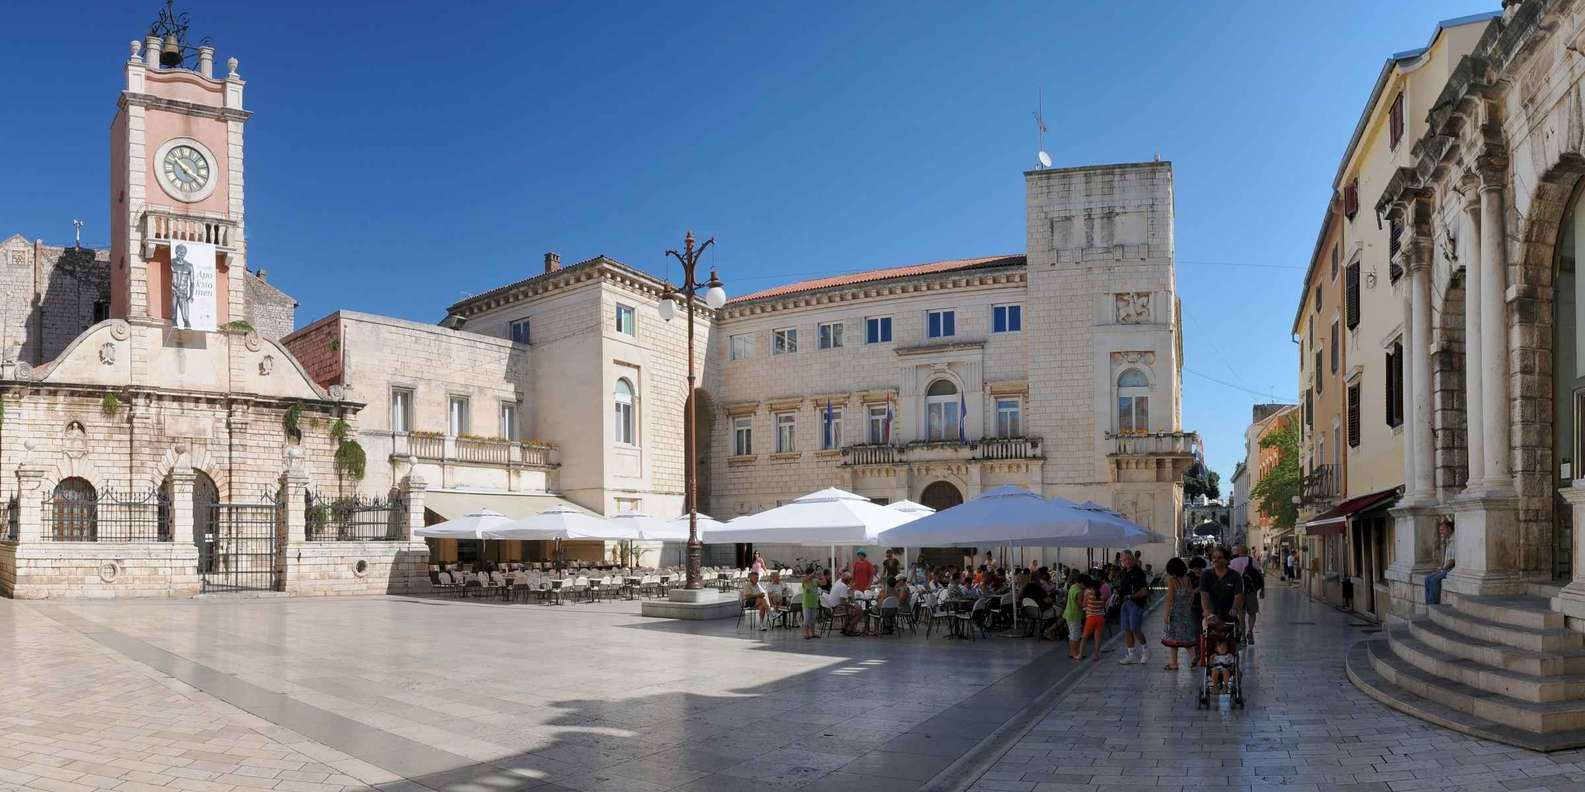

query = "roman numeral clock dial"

[155,139,215,202]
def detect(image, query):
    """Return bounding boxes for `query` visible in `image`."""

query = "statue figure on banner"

[171,243,194,329]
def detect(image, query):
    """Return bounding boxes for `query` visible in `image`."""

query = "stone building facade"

[412,161,1199,572]
[0,31,425,599]
[1341,0,1585,750]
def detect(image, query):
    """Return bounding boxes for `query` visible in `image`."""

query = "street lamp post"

[659,231,726,591]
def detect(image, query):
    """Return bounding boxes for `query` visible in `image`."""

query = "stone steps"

[1448,592,1565,630]
[1388,624,1585,703]
[1428,603,1584,653]
[1347,638,1585,752]
[1407,616,1585,677]
[1363,635,1585,733]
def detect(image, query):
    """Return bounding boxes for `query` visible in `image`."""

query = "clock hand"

[175,159,198,179]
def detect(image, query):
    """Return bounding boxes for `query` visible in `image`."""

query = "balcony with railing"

[142,209,240,251]
[840,436,1043,467]
[391,433,556,469]
[1107,431,1198,458]
[1300,464,1340,506]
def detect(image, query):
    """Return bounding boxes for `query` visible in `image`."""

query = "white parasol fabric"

[705,488,916,546]
[886,500,936,515]
[483,504,639,541]
[415,509,513,539]
[876,485,1086,547]
[669,513,727,535]
[609,511,695,542]
[1075,500,1170,545]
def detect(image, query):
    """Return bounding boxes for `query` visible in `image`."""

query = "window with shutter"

[1347,384,1361,447]
[1314,349,1323,394]
[1385,341,1404,428]
[1344,180,1360,219]
[1345,261,1361,329]
[1389,92,1405,149]
[1305,389,1313,427]
[1330,321,1339,374]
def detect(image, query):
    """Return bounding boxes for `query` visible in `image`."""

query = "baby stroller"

[1197,616,1244,709]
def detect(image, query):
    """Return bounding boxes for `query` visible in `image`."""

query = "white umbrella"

[669,512,726,534]
[483,504,639,541]
[886,500,936,515]
[1075,500,1170,545]
[609,511,690,541]
[415,508,512,539]
[877,486,1087,547]
[705,487,915,546]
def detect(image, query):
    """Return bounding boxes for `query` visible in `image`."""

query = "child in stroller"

[1197,616,1244,709]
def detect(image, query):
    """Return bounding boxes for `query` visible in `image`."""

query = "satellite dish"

[1037,150,1052,168]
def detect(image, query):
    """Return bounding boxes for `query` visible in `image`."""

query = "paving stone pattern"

[968,583,1585,792]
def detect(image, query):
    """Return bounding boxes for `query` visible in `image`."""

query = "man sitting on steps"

[1424,518,1455,605]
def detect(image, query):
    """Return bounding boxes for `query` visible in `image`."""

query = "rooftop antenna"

[1033,89,1052,169]
[72,219,83,249]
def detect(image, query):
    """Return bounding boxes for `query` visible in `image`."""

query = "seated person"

[1208,637,1237,693]
[741,572,771,630]
[821,572,863,635]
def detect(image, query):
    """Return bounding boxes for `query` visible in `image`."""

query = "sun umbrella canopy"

[705,487,916,546]
[609,511,695,542]
[876,485,1086,547]
[1075,500,1170,545]
[886,500,936,515]
[483,504,639,541]
[415,509,513,539]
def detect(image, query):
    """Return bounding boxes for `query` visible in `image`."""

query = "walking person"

[1064,571,1086,660]
[1199,546,1246,628]
[1228,543,1265,645]
[1116,552,1151,665]
[1159,557,1197,670]
[1076,576,1106,663]
[801,565,821,640]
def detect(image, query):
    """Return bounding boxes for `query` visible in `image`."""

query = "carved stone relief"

[98,343,116,366]
[1115,292,1152,323]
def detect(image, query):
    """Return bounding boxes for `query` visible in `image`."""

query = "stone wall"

[244,270,296,340]
[5,543,200,599]
[0,235,112,366]
[283,540,429,596]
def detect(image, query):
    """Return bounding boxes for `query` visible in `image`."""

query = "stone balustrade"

[391,432,555,468]
[142,209,238,250]
[840,436,1043,466]
[1106,431,1198,457]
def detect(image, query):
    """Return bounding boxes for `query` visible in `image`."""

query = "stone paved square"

[9,584,1585,792]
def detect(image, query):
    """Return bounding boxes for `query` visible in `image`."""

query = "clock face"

[161,144,211,196]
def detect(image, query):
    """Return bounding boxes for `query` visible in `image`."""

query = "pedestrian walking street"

[4,586,1585,792]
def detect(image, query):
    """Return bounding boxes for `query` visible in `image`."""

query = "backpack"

[1242,560,1264,593]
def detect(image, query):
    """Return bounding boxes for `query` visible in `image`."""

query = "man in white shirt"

[742,572,771,631]
[822,572,861,635]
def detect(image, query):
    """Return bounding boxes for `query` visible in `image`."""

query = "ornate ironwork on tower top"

[148,0,209,68]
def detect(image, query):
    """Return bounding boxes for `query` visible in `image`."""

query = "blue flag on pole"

[958,393,967,442]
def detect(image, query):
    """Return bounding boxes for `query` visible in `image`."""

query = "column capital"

[15,467,45,490]
[1474,154,1509,191]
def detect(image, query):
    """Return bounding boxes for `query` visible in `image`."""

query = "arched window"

[614,378,636,445]
[925,379,960,442]
[1116,368,1151,434]
[52,477,98,541]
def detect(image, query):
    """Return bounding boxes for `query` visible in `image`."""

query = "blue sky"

[0,1,1498,487]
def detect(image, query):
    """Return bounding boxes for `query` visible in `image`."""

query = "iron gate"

[201,499,282,593]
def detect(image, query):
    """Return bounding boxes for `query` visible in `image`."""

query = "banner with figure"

[170,241,217,331]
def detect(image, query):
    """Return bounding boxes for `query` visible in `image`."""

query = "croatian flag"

[958,393,967,442]
[884,396,894,444]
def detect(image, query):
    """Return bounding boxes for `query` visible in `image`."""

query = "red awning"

[1303,487,1400,537]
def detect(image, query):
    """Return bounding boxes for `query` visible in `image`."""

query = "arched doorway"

[920,481,963,512]
[1554,183,1585,578]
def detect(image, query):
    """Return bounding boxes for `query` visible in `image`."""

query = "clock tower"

[109,19,248,330]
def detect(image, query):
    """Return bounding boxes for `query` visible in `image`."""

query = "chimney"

[544,251,561,273]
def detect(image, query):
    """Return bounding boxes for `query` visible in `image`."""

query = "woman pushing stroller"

[1197,545,1247,709]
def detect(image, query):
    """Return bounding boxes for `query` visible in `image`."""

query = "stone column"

[167,468,196,546]
[1461,197,1485,488]
[1408,251,1436,498]
[1557,485,1585,616]
[1478,180,1515,495]
[399,472,427,542]
[1447,174,1521,595]
[1401,293,1418,498]
[279,467,308,543]
[14,468,45,543]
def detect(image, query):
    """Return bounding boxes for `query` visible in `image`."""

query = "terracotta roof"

[729,254,1026,304]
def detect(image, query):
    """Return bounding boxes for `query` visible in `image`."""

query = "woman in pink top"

[751,551,765,576]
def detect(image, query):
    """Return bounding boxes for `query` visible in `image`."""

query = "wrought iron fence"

[305,490,407,541]
[3,496,16,541]
[203,496,283,593]
[41,487,171,542]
